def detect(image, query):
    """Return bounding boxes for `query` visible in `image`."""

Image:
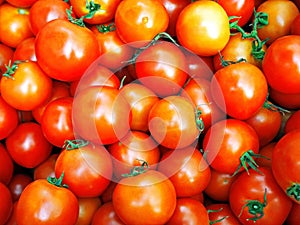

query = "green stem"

[208,208,228,224]
[3,60,26,79]
[47,172,69,188]
[286,183,300,202]
[218,51,246,67]
[96,23,116,33]
[195,107,205,133]
[122,160,149,177]
[63,139,89,150]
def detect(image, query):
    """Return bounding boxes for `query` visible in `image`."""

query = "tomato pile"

[1,0,300,224]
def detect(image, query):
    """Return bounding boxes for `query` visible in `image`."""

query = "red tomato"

[100,181,117,203]
[0,182,13,224]
[55,141,113,197]
[34,154,58,180]
[291,13,300,35]
[286,202,300,225]
[112,169,176,225]
[284,110,300,133]
[211,62,268,120]
[35,19,100,82]
[256,142,276,168]
[207,203,241,225]
[229,167,293,224]
[4,201,18,225]
[12,37,36,62]
[75,197,102,225]
[272,129,300,204]
[0,3,33,48]
[176,0,230,56]
[0,61,53,111]
[158,146,211,197]
[91,202,125,225]
[0,43,14,76]
[148,95,200,149]
[269,88,300,109]
[0,143,14,185]
[16,175,79,225]
[6,0,37,8]
[8,173,32,202]
[5,122,53,168]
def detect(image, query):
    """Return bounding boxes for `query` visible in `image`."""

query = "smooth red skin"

[6,122,53,168]
[112,170,177,225]
[158,147,211,197]
[165,198,209,225]
[91,202,125,225]
[6,0,37,7]
[108,131,160,181]
[229,167,293,225]
[218,0,255,27]
[0,182,13,224]
[256,142,276,168]
[41,97,75,147]
[5,201,18,225]
[29,0,70,36]
[202,119,260,175]
[0,43,14,75]
[0,95,19,140]
[272,129,300,204]
[35,19,100,82]
[135,41,188,97]
[245,105,282,147]
[34,154,58,180]
[100,181,117,203]
[204,169,238,202]
[211,62,268,120]
[207,203,241,225]
[269,88,300,109]
[0,4,33,48]
[263,35,300,94]
[16,179,79,225]
[76,197,102,225]
[291,13,300,35]
[284,110,300,133]
[0,144,14,185]
[8,174,32,202]
[72,86,131,145]
[286,202,300,225]
[54,144,113,198]
[12,37,36,62]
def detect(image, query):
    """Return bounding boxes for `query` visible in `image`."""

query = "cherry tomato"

[207,203,241,225]
[6,0,37,8]
[100,181,117,203]
[91,202,125,225]
[0,43,14,76]
[0,182,13,224]
[269,88,300,109]
[12,37,36,62]
[256,142,276,168]
[0,143,14,185]
[284,109,300,133]
[8,173,32,202]
[34,154,58,180]
[75,197,102,225]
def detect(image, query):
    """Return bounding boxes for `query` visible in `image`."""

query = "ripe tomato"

[0,182,13,224]
[291,13,300,35]
[6,0,37,8]
[158,146,211,197]
[284,109,300,133]
[148,95,200,149]
[91,202,125,225]
[55,141,113,197]
[262,35,300,94]
[12,37,36,62]
[272,129,300,204]
[4,201,18,225]
[229,167,293,224]
[211,62,268,120]
[269,88,300,109]
[16,175,79,225]
[207,203,241,225]
[256,142,276,168]
[286,202,300,225]
[76,197,102,225]
[35,19,100,82]
[5,122,53,168]
[0,43,14,75]
[0,61,53,111]
[176,0,230,56]
[0,143,14,185]
[34,154,58,180]
[0,3,33,48]
[112,169,176,225]
[8,173,32,202]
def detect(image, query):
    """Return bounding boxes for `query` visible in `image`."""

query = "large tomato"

[176,0,230,56]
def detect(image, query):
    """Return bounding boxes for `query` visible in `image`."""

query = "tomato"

[148,95,200,149]
[291,13,300,35]
[70,0,121,24]
[257,0,299,45]
[0,182,13,224]
[218,0,255,27]
[41,97,75,147]
[284,110,300,133]
[263,35,300,94]
[203,119,260,175]
[54,140,113,197]
[108,131,160,180]
[204,169,238,202]
[176,0,230,56]
[6,0,37,8]
[5,201,18,225]
[73,86,131,145]
[35,19,100,82]
[76,197,102,225]
[269,88,300,109]
[229,167,293,224]
[0,95,19,140]
[256,142,276,168]
[207,203,241,225]
[114,0,169,45]
[91,202,125,225]
[12,37,36,62]
[112,169,176,225]
[100,181,117,203]
[158,146,211,197]
[120,83,159,132]
[0,3,33,48]
[165,198,209,225]
[0,143,14,185]
[8,173,32,202]
[34,153,58,180]
[272,129,300,204]
[0,43,14,75]
[5,122,53,168]
[16,175,79,225]
[286,202,300,225]
[135,41,188,97]
[211,62,268,120]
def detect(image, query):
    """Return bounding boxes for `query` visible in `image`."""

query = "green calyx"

[96,22,116,33]
[195,107,205,133]
[3,60,26,79]
[47,172,69,188]
[122,160,149,177]
[218,51,247,67]
[286,183,300,203]
[63,139,89,150]
[208,208,228,225]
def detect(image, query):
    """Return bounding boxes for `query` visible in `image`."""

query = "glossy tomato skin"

[263,35,300,94]
[12,37,36,62]
[112,170,177,225]
[211,62,268,120]
[8,173,32,202]
[114,0,169,45]
[0,61,53,111]
[6,0,37,8]
[269,88,300,109]
[16,178,79,225]
[91,202,125,225]
[291,13,300,35]
[256,142,276,168]
[284,110,300,133]
[75,197,102,225]
[176,0,230,56]
[286,202,300,225]
[34,154,58,180]
[207,203,241,225]
[229,167,293,225]
[0,182,13,224]
[35,19,100,82]
[0,143,14,185]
